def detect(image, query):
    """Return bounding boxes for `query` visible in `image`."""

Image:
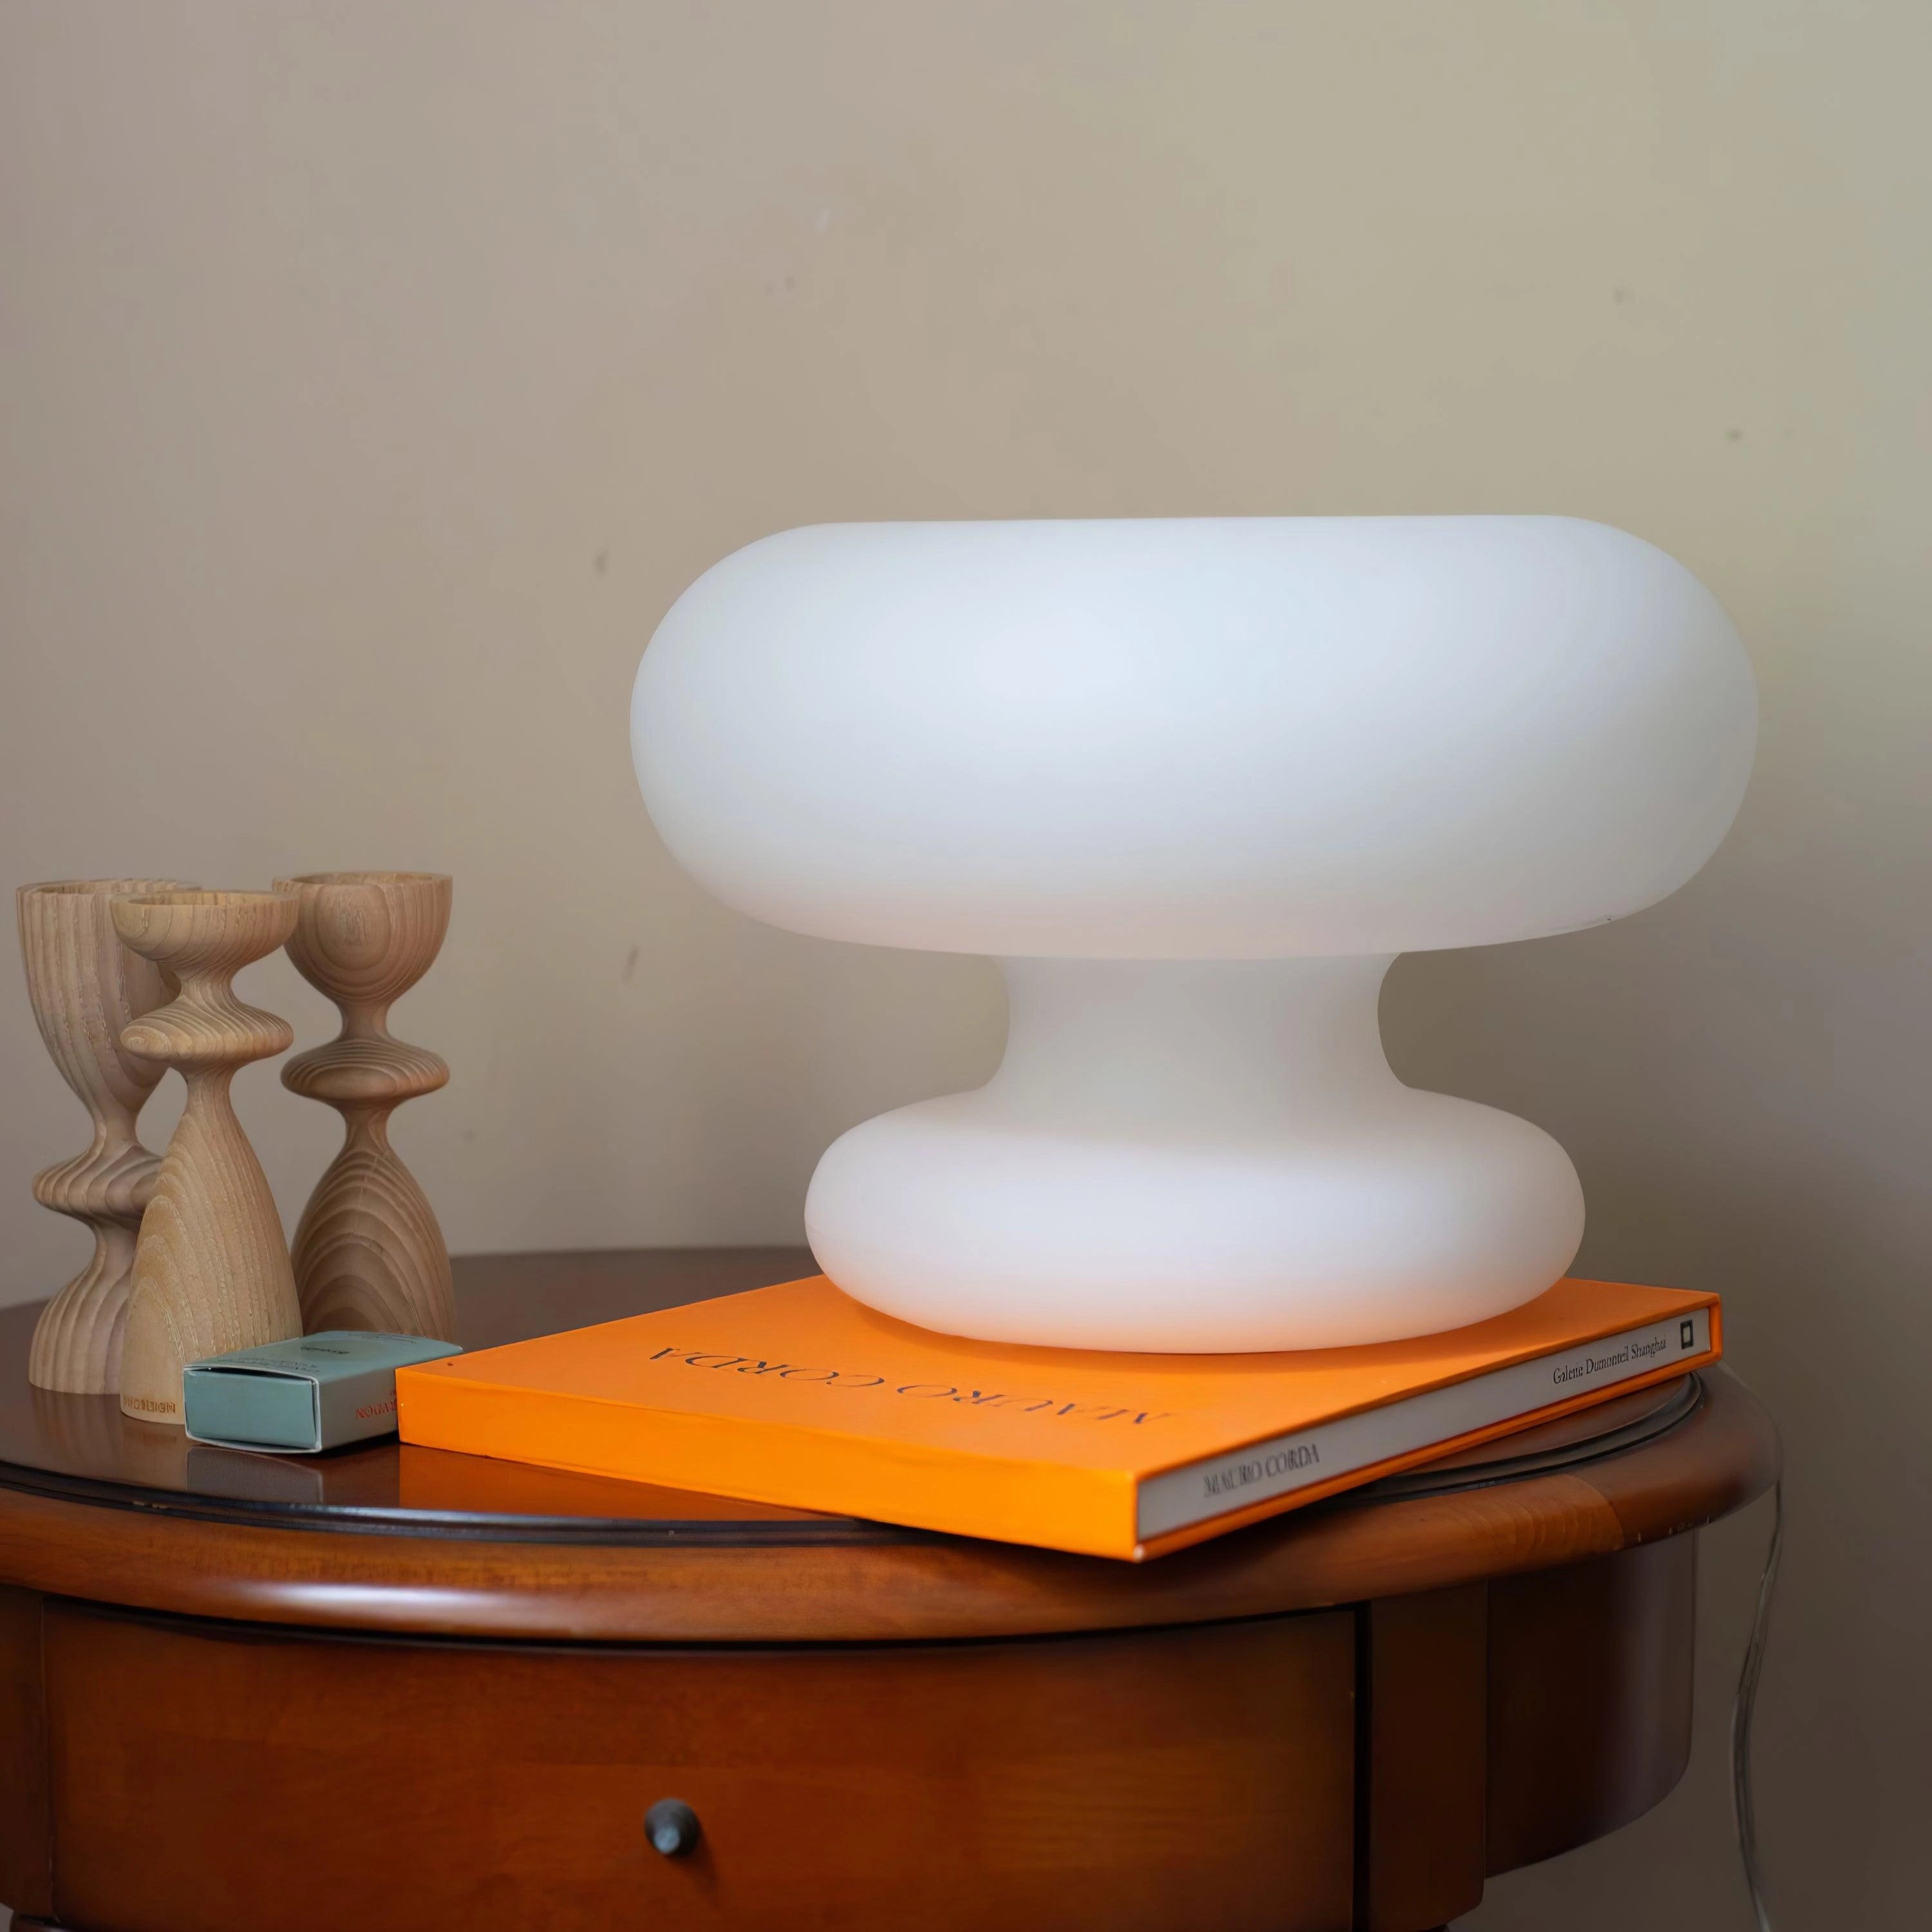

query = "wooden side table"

[0,1249,1775,1932]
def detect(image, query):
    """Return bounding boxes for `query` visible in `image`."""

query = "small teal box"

[183,1331,463,1453]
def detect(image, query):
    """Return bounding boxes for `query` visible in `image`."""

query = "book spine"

[1135,1306,1716,1543]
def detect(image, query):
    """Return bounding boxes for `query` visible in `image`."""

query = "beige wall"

[4,3,1926,1924]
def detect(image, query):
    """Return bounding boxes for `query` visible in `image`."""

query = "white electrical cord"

[1729,1391,1784,1932]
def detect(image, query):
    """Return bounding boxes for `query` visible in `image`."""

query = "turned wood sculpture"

[111,891,303,1424]
[275,872,456,1341]
[16,878,193,1394]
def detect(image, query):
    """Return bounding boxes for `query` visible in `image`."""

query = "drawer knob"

[645,1798,702,1858]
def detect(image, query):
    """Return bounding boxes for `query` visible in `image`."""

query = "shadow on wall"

[1385,890,1931,1931]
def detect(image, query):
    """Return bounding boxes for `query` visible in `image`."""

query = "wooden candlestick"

[16,878,194,1394]
[275,872,456,1342]
[111,891,303,1425]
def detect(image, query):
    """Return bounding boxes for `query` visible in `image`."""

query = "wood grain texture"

[109,891,302,1425]
[1484,1535,1698,1873]
[0,1544,1713,1927]
[42,1601,1356,1932]
[276,872,455,1340]
[1359,1583,1488,1931]
[0,1586,52,1919]
[0,1370,1776,1646]
[0,1251,1777,1927]
[15,880,191,1394]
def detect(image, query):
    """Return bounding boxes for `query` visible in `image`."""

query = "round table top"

[0,1248,1777,1643]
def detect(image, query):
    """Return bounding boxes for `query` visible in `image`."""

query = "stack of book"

[396,1274,1719,1560]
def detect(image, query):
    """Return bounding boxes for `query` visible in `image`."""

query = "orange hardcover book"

[396,1276,1721,1560]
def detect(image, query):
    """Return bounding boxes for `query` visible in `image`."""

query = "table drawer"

[45,1600,1354,1932]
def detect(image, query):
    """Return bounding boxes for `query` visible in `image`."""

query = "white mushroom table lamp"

[632,518,1755,1352]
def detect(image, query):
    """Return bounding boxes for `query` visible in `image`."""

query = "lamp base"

[804,957,1585,1353]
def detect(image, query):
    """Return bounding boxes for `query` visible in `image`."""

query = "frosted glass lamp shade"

[632,518,1756,1350]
